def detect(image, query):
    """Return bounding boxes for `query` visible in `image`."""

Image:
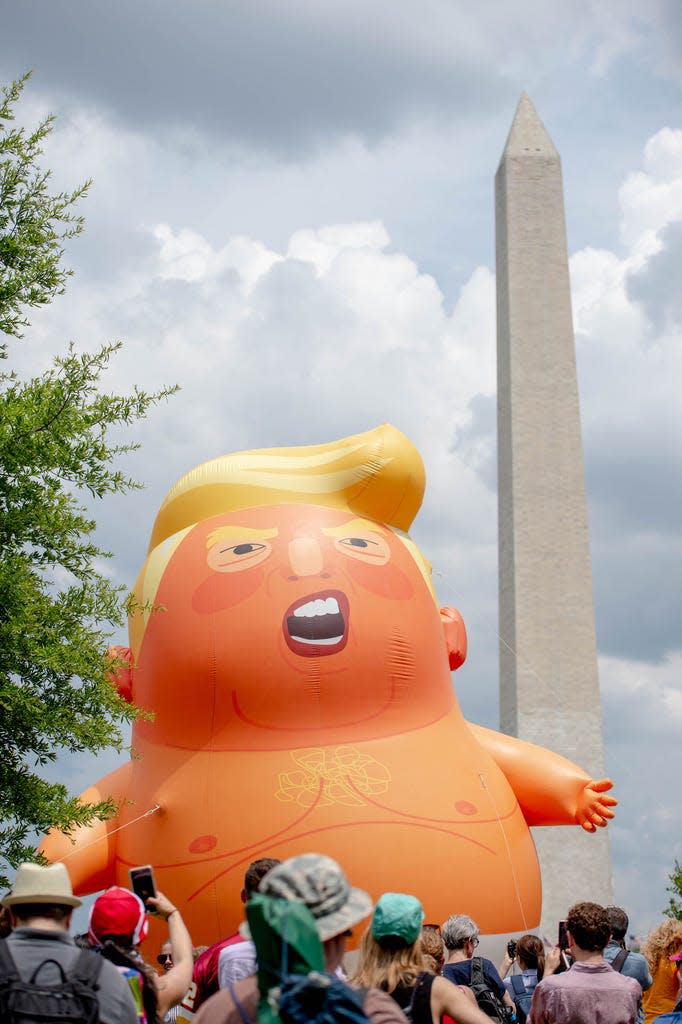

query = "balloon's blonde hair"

[149,423,425,549]
[130,424,434,656]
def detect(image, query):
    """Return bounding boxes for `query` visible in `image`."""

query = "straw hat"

[3,863,81,909]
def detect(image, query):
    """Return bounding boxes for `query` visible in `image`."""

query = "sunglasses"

[156,953,173,965]
[423,924,442,934]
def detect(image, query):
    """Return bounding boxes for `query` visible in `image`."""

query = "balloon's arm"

[468,723,617,832]
[37,762,132,893]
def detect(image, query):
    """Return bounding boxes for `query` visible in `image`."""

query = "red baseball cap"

[88,886,149,946]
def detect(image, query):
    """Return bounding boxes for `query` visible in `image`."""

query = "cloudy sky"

[2,1,681,937]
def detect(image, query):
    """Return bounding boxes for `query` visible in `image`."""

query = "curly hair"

[246,857,280,897]
[566,902,611,952]
[349,926,427,993]
[421,926,445,974]
[643,919,682,973]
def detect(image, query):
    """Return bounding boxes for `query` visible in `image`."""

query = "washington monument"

[495,93,613,935]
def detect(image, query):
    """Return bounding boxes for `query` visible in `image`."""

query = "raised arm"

[468,723,617,831]
[147,892,194,1018]
[432,976,493,1024]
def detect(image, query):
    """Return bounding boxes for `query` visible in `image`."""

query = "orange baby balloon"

[40,424,616,947]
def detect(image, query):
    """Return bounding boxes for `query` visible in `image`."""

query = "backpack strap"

[0,939,21,983]
[228,981,253,1024]
[471,956,485,986]
[611,949,629,973]
[70,949,104,990]
[510,974,527,998]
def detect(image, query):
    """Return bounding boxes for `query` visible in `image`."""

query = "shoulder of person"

[195,973,258,1023]
[193,988,241,1024]
[362,986,412,1023]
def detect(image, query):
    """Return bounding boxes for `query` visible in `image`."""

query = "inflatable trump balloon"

[41,424,616,943]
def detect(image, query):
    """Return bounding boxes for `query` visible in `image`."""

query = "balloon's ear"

[107,645,134,703]
[440,607,467,671]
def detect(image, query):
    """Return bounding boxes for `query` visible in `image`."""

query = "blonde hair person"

[350,894,489,1024]
[642,919,682,1024]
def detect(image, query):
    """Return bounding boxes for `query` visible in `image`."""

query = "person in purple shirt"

[530,902,641,1024]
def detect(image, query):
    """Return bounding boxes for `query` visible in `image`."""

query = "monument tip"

[499,92,559,163]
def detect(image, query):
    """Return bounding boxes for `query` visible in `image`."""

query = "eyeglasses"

[156,954,173,965]
[469,937,479,947]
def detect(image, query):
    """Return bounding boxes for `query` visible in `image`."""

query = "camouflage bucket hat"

[253,853,373,942]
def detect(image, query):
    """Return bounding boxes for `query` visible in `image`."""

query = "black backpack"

[509,974,532,1024]
[0,939,102,1024]
[470,956,510,1023]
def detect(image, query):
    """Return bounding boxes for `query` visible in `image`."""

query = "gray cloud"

[626,221,682,331]
[1,0,506,157]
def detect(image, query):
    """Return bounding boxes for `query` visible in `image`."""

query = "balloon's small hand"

[576,778,617,832]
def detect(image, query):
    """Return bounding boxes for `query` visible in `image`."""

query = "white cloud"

[619,128,682,250]
[153,224,282,293]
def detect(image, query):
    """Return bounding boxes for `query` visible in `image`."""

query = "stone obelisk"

[495,93,613,938]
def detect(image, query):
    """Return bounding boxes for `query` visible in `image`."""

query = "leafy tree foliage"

[0,72,89,355]
[663,858,682,920]
[0,72,176,886]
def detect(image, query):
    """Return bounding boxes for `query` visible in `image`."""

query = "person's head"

[643,919,682,973]
[565,902,611,953]
[88,886,149,948]
[516,934,545,979]
[3,863,81,932]
[352,892,426,992]
[421,926,445,974]
[606,906,629,943]
[372,894,425,949]
[258,853,372,971]
[242,858,280,903]
[441,914,479,954]
[157,940,173,972]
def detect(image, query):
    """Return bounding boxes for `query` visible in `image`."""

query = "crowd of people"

[1,855,681,1024]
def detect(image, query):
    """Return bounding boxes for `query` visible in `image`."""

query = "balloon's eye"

[207,540,272,572]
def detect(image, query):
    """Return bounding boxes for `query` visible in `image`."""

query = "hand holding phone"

[129,865,157,906]
[558,920,569,950]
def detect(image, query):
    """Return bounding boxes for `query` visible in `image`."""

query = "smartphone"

[129,864,157,906]
[558,919,569,950]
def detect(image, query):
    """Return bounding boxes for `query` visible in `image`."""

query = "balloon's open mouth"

[283,589,350,657]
